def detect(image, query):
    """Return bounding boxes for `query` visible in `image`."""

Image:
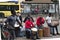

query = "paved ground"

[14,35,60,40]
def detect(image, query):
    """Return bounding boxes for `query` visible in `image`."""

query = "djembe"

[43,27,50,37]
[31,28,38,35]
[38,29,43,38]
[51,20,59,26]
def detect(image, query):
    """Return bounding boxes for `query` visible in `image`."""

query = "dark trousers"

[25,29,39,39]
[52,26,59,34]
[15,27,20,37]
[25,29,31,38]
[8,29,15,40]
[37,25,43,29]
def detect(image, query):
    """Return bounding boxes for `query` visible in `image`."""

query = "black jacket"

[19,16,22,24]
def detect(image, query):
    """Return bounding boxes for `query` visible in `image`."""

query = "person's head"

[49,13,52,17]
[11,10,16,15]
[16,12,21,16]
[38,15,43,19]
[39,16,42,20]
[27,17,30,21]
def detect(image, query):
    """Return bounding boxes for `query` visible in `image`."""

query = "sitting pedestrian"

[25,18,39,39]
[36,16,45,29]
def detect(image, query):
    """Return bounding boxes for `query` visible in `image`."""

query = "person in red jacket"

[25,18,39,39]
[36,16,45,29]
[25,18,34,38]
[25,19,34,29]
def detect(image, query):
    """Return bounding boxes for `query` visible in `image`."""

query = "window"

[49,4,55,13]
[0,5,19,11]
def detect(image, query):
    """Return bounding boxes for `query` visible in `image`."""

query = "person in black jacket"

[15,12,23,37]
[23,14,34,23]
[5,10,16,39]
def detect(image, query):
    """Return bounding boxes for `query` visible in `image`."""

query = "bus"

[0,1,21,17]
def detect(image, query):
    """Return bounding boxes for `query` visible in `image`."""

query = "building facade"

[24,0,52,3]
[21,0,59,14]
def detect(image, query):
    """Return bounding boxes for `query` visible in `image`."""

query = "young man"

[15,12,22,37]
[5,10,16,39]
[36,16,45,29]
[25,18,34,38]
[46,13,60,35]
[46,13,53,34]
[25,18,39,39]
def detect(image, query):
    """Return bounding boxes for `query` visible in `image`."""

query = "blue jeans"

[20,29,25,37]
[48,23,53,34]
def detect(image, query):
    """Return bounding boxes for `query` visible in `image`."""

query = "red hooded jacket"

[25,20,34,29]
[36,17,45,26]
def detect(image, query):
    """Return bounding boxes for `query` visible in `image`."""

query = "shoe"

[52,34,56,36]
[26,37,30,39]
[36,37,40,39]
[57,33,60,35]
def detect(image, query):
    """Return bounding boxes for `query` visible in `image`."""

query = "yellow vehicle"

[0,1,21,17]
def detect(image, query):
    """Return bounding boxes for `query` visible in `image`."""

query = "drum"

[51,20,59,26]
[38,29,43,38]
[43,27,50,37]
[31,28,37,35]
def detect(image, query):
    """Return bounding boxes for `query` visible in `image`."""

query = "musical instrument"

[43,27,50,37]
[51,20,59,26]
[31,28,38,34]
[38,29,43,38]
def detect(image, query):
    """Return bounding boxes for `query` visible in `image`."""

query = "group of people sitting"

[24,14,45,39]
[4,10,60,40]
